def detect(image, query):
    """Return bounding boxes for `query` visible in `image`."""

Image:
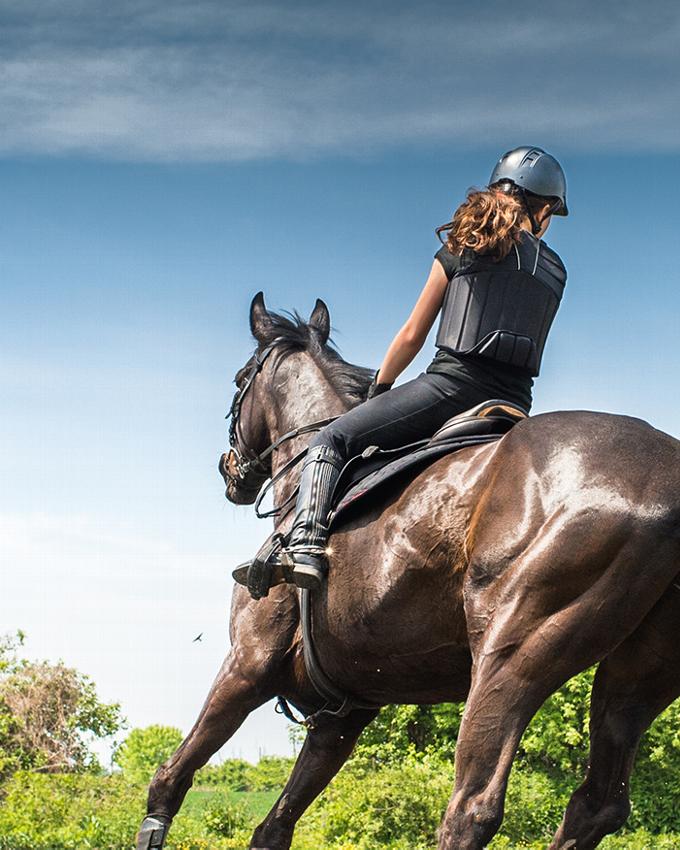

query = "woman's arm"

[374,259,450,386]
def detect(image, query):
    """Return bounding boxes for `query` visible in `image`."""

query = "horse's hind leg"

[249,708,378,850]
[549,586,680,850]
[436,531,680,850]
[136,649,274,849]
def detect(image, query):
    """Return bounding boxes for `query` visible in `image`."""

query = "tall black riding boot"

[284,444,344,590]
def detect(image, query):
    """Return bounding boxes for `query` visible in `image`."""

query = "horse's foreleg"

[249,708,378,850]
[136,650,274,850]
[549,587,680,850]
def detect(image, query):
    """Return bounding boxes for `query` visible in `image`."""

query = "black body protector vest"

[435,232,566,377]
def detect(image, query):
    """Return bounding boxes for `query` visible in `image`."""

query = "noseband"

[225,339,341,517]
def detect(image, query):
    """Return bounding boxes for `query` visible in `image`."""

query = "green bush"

[354,703,463,766]
[248,755,294,791]
[114,725,184,784]
[0,764,679,850]
[204,796,251,837]
[0,771,257,850]
[296,754,453,850]
[296,757,568,850]
[600,830,680,849]
[517,668,594,776]
[196,755,294,793]
[196,758,253,790]
[0,771,143,850]
[0,631,123,780]
[626,696,680,833]
[499,768,571,844]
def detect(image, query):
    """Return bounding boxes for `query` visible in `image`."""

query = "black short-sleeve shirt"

[433,246,461,281]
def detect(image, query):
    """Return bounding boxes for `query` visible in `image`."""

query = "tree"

[0,631,123,780]
[113,725,184,784]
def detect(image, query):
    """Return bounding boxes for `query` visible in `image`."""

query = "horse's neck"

[268,352,349,524]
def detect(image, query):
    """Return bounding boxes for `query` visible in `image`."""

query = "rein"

[253,418,338,519]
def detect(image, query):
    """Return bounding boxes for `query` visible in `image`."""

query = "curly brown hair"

[443,186,548,261]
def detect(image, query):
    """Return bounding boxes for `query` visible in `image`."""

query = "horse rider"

[252,146,568,591]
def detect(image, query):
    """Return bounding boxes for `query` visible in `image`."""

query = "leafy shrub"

[599,830,680,849]
[196,755,294,793]
[626,696,680,833]
[204,796,251,836]
[0,631,123,779]
[517,668,594,776]
[0,771,255,850]
[0,763,679,850]
[196,758,253,790]
[500,768,571,844]
[297,754,454,850]
[248,755,294,791]
[114,725,184,784]
[0,771,143,849]
[354,703,463,766]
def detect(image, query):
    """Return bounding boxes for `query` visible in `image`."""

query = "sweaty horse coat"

[137,294,680,850]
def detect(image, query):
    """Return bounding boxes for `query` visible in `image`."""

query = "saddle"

[328,399,527,526]
[235,400,526,598]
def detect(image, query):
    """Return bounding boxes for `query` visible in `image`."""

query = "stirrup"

[231,533,292,600]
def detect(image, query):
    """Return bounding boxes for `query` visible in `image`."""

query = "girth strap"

[297,588,379,728]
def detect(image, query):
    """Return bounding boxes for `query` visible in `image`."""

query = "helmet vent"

[520,149,543,168]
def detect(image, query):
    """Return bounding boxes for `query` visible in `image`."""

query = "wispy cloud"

[0,0,678,160]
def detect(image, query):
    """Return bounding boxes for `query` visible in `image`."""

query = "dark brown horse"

[137,292,680,850]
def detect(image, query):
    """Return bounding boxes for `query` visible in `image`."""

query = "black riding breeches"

[309,371,511,463]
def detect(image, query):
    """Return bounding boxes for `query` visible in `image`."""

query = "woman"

[281,146,567,590]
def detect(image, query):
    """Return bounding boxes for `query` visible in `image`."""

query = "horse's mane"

[238,308,375,404]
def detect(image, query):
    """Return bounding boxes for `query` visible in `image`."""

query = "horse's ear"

[249,291,273,343]
[309,298,330,345]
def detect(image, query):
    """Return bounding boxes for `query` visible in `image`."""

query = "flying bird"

[192,633,203,643]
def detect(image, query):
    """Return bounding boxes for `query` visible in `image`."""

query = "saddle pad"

[328,431,504,528]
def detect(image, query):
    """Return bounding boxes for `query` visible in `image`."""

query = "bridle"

[226,336,380,724]
[225,339,341,518]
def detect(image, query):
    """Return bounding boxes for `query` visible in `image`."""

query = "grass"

[183,786,280,822]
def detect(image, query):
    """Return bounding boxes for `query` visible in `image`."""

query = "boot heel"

[291,552,328,590]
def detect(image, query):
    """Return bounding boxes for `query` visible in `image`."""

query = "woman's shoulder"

[433,245,463,281]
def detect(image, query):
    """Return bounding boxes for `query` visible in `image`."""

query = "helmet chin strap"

[520,191,563,236]
[519,188,542,236]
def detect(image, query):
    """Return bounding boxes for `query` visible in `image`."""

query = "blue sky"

[1,1,680,764]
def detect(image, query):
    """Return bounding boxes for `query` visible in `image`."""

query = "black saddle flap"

[328,402,525,527]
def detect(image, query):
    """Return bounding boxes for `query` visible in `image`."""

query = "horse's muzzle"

[219,450,261,505]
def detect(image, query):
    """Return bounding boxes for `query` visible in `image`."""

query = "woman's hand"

[366,370,393,399]
[373,259,450,385]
